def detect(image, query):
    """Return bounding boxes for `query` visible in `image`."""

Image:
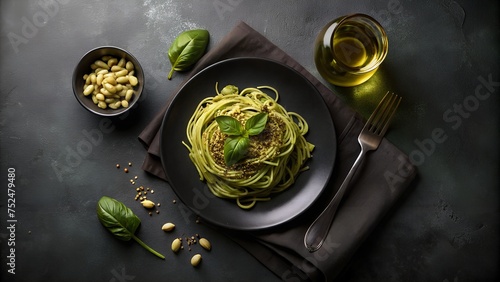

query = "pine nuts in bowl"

[72,46,144,116]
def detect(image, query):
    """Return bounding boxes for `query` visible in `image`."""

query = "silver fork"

[304,91,401,252]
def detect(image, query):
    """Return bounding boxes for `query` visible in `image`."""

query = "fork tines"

[366,92,401,136]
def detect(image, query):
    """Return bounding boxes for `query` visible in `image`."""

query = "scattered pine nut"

[191,254,202,266]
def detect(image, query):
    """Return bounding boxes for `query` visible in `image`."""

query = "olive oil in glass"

[314,14,388,87]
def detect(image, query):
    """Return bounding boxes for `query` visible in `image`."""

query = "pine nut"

[111,65,122,72]
[126,61,134,71]
[104,83,116,94]
[117,58,126,67]
[116,76,129,84]
[128,75,138,86]
[94,60,109,69]
[125,89,134,101]
[100,88,111,96]
[96,73,104,86]
[191,254,202,267]
[96,69,109,75]
[107,57,118,67]
[95,93,105,101]
[115,69,128,77]
[105,76,117,85]
[83,85,94,96]
[90,73,96,84]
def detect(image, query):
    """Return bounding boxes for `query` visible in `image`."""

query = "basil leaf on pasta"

[245,113,268,136]
[224,136,249,166]
[216,116,244,136]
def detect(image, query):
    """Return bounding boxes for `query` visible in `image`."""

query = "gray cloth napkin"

[138,21,417,281]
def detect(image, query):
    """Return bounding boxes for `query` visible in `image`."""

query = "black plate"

[160,57,336,230]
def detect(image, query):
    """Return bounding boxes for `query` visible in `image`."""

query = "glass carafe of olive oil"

[314,14,388,87]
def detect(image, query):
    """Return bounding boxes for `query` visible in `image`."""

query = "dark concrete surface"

[0,0,498,281]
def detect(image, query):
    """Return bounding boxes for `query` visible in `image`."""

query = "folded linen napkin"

[138,21,417,281]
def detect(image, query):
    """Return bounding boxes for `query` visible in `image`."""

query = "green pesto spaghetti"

[182,83,314,209]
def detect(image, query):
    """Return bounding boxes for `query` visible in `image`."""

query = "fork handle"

[304,149,367,252]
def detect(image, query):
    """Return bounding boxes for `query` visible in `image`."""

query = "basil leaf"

[96,196,165,259]
[215,116,244,136]
[167,29,209,80]
[224,136,249,166]
[96,196,140,241]
[245,113,268,136]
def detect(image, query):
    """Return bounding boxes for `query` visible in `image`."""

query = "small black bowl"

[72,46,144,116]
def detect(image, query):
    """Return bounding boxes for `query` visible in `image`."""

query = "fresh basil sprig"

[215,112,268,166]
[167,29,209,80]
[96,196,165,259]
